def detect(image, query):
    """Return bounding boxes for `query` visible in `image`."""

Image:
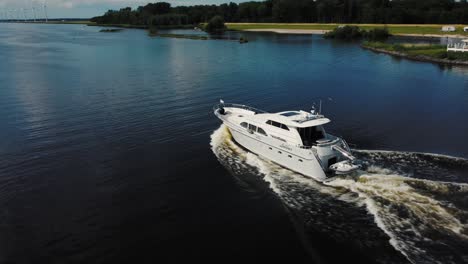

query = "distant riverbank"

[244,29,328,35]
[6,21,468,39]
[227,23,468,38]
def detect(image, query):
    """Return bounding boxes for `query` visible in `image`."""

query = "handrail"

[341,139,352,152]
[311,148,325,169]
[295,114,326,123]
[332,145,356,161]
[297,135,340,149]
[213,103,268,114]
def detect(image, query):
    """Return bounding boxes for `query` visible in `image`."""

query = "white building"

[442,26,456,32]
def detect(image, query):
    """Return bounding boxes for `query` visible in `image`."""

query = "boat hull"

[226,124,327,181]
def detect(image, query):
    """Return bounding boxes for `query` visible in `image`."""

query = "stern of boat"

[314,136,361,175]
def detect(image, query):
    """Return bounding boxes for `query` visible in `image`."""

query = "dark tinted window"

[249,124,257,131]
[240,122,248,128]
[257,128,267,136]
[298,126,325,147]
[267,120,289,131]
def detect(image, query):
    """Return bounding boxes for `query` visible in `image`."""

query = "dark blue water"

[1,23,467,263]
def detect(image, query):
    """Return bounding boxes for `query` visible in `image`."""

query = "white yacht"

[213,100,360,181]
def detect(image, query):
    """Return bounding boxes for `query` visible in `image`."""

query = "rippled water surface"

[1,23,468,263]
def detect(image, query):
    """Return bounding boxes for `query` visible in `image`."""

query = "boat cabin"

[253,110,332,147]
[216,103,335,148]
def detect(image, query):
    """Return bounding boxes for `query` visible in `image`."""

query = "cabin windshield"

[297,126,325,147]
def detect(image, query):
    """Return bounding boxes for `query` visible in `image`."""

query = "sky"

[0,0,246,19]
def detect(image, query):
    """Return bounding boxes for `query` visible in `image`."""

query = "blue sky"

[0,0,247,19]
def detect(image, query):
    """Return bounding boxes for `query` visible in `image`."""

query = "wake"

[211,125,468,264]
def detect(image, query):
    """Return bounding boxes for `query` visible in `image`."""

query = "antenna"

[23,0,29,22]
[319,100,322,114]
[43,0,48,23]
[15,9,20,22]
[22,8,27,22]
[31,1,37,22]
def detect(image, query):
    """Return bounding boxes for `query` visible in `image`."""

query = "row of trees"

[91,0,468,26]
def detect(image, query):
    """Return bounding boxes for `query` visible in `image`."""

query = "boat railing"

[213,103,268,114]
[297,135,341,149]
[311,148,325,169]
[295,114,326,123]
[341,139,352,152]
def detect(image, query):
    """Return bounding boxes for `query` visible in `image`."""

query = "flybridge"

[258,110,331,128]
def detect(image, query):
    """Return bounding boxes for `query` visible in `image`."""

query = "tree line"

[90,0,468,27]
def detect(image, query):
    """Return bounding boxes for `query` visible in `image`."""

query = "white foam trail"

[325,173,466,263]
[210,125,353,203]
[210,125,468,263]
[357,149,468,162]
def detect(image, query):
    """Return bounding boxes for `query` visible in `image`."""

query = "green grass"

[52,20,91,24]
[363,41,445,51]
[362,41,468,61]
[156,34,208,40]
[88,23,148,29]
[226,23,468,36]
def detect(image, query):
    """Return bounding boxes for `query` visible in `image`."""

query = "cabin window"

[240,122,248,128]
[257,128,267,136]
[248,124,258,132]
[266,120,289,131]
[297,126,325,147]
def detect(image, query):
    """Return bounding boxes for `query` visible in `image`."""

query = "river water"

[0,23,467,263]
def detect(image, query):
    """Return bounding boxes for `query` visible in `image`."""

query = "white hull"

[213,102,359,181]
[226,123,327,181]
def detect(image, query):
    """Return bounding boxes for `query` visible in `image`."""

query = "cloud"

[59,1,73,8]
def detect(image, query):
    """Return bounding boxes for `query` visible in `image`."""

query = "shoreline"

[245,29,328,35]
[5,22,468,39]
[243,28,466,38]
[361,45,468,66]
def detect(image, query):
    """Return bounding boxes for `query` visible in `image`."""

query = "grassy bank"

[156,34,208,40]
[87,23,148,29]
[88,23,195,30]
[49,20,91,25]
[362,41,468,65]
[226,23,468,36]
